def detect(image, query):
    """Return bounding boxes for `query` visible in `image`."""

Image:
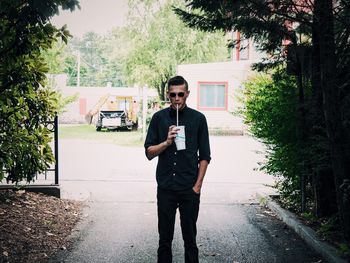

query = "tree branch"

[249,0,313,27]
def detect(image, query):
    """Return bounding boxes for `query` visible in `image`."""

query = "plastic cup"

[175,125,186,151]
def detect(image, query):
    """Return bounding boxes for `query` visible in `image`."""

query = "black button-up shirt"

[144,106,211,190]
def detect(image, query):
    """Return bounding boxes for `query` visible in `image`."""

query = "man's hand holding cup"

[164,125,179,146]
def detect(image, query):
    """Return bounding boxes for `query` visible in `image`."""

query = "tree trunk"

[314,0,350,239]
[287,44,312,213]
[295,54,307,213]
[160,80,167,101]
[310,13,338,218]
[312,168,338,217]
[156,84,161,99]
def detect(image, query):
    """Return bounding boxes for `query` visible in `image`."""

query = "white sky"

[51,0,129,38]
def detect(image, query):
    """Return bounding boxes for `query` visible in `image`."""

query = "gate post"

[54,115,59,185]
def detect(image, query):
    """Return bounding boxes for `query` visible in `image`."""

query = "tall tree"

[313,0,350,238]
[0,0,79,182]
[41,40,67,74]
[62,31,126,87]
[175,0,350,239]
[123,0,229,100]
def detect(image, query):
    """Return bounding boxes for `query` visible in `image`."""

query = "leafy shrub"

[0,0,79,183]
[241,71,311,211]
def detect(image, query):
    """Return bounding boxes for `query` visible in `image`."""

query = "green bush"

[241,71,311,211]
[0,0,79,183]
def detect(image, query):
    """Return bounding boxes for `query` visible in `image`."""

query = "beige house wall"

[177,60,259,113]
[176,39,264,133]
[59,86,158,124]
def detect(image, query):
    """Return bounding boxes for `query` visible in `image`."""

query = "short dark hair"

[167,75,188,91]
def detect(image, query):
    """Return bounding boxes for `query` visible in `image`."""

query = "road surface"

[51,136,324,263]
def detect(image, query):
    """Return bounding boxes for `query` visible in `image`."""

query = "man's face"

[167,84,189,110]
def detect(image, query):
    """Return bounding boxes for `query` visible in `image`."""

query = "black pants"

[157,187,200,263]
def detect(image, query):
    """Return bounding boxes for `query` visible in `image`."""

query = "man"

[144,75,211,263]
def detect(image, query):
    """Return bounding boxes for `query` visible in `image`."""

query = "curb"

[0,185,61,198]
[256,193,348,263]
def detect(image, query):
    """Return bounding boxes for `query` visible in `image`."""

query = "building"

[177,32,264,134]
[58,85,158,124]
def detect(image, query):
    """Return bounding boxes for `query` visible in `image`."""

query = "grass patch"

[209,128,244,136]
[59,124,144,147]
[338,243,350,257]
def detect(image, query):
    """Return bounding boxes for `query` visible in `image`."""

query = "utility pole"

[142,85,148,140]
[77,50,81,87]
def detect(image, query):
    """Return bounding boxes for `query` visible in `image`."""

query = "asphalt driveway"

[51,136,324,263]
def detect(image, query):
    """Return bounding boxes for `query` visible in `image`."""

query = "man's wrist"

[192,185,201,194]
[163,140,171,147]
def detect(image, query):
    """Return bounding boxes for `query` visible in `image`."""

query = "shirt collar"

[169,105,188,117]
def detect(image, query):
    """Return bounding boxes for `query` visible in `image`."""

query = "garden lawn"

[59,124,144,147]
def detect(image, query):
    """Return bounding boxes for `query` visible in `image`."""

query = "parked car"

[85,94,138,131]
[96,110,134,131]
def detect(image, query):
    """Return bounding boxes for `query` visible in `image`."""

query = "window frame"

[197,81,228,111]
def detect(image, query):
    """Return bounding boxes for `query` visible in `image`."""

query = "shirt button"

[174,163,176,166]
[174,152,177,155]
[173,173,176,176]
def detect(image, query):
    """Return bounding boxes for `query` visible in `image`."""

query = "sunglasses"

[169,92,185,98]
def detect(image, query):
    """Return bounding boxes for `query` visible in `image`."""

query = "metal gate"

[39,115,59,185]
[0,115,59,189]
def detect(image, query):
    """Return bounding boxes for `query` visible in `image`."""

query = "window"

[198,82,227,110]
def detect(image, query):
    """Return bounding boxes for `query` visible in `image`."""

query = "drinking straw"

[176,104,179,127]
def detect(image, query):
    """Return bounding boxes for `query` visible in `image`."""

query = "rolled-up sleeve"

[198,115,211,163]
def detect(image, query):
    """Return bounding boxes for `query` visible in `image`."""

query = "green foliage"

[123,0,229,99]
[41,0,229,91]
[41,40,67,74]
[178,0,350,239]
[317,215,338,237]
[41,29,126,87]
[301,211,317,222]
[175,0,310,69]
[63,54,87,86]
[259,197,267,206]
[241,71,334,213]
[338,243,350,257]
[56,92,79,114]
[62,31,126,87]
[241,72,310,211]
[0,0,79,183]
